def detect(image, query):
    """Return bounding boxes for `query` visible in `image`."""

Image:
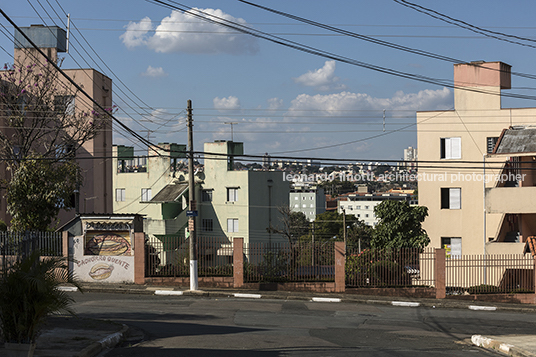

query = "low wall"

[446,293,535,304]
[244,282,336,293]
[346,287,436,298]
[145,276,233,288]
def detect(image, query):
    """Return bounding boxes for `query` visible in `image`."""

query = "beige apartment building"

[417,61,536,256]
[113,140,290,246]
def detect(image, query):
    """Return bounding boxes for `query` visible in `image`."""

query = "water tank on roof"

[14,25,67,52]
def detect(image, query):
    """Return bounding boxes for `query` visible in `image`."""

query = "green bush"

[0,251,82,343]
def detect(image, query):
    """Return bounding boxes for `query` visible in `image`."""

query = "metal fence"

[345,248,436,288]
[145,235,233,277]
[243,241,335,283]
[0,231,63,273]
[445,253,534,295]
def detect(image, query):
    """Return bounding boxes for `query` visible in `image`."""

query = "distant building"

[262,153,271,168]
[338,192,415,226]
[289,185,326,221]
[403,146,418,169]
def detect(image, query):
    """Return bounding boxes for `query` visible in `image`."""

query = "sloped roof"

[494,127,536,154]
[149,182,189,203]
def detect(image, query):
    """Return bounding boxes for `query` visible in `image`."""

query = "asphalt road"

[69,292,535,356]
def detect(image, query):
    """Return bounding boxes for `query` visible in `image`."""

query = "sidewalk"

[3,283,535,357]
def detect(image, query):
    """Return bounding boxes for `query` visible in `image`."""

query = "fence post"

[435,248,446,299]
[233,238,244,288]
[334,241,345,293]
[134,232,145,284]
[62,230,69,258]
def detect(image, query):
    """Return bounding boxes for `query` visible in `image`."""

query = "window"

[487,137,499,154]
[227,188,238,202]
[294,204,299,208]
[365,205,369,210]
[202,219,213,232]
[441,188,461,209]
[442,237,462,258]
[310,204,314,208]
[365,214,369,218]
[302,204,306,208]
[141,188,152,202]
[115,188,125,202]
[202,190,213,202]
[294,197,298,200]
[348,205,353,210]
[227,218,239,233]
[356,205,361,209]
[440,137,461,159]
[54,95,76,115]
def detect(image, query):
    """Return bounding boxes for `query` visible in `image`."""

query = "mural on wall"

[85,231,132,256]
[89,263,114,280]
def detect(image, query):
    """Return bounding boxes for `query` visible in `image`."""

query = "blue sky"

[2,1,536,163]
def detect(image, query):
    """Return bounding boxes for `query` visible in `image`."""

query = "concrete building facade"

[290,185,326,222]
[0,25,113,226]
[417,61,536,256]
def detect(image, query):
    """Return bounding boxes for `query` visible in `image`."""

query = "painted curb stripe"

[57,286,79,292]
[155,290,184,296]
[469,305,497,311]
[312,297,341,303]
[392,301,420,307]
[234,293,262,299]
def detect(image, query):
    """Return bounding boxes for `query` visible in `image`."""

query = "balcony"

[486,187,536,214]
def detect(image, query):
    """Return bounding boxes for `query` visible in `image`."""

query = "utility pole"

[342,208,347,248]
[187,100,198,291]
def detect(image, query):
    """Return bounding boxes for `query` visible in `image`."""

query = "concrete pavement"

[2,283,535,357]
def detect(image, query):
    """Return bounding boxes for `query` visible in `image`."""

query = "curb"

[471,335,536,357]
[75,284,536,313]
[77,324,129,357]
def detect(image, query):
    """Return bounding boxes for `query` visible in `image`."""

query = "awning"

[523,236,536,257]
[146,182,189,203]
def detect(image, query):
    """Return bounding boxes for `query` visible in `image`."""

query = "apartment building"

[0,25,113,225]
[338,192,415,226]
[200,140,290,245]
[290,184,326,222]
[417,61,536,256]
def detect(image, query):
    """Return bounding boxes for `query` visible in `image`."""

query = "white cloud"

[213,96,241,111]
[120,17,152,49]
[288,87,452,114]
[267,97,283,110]
[121,9,259,55]
[141,66,167,77]
[293,61,347,91]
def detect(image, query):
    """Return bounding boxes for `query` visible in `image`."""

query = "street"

[66,292,536,356]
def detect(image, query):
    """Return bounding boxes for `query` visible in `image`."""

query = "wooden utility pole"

[187,100,198,291]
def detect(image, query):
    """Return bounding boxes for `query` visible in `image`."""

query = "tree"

[7,156,80,231]
[371,200,429,249]
[346,220,373,251]
[311,211,359,241]
[268,206,310,243]
[0,61,107,230]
